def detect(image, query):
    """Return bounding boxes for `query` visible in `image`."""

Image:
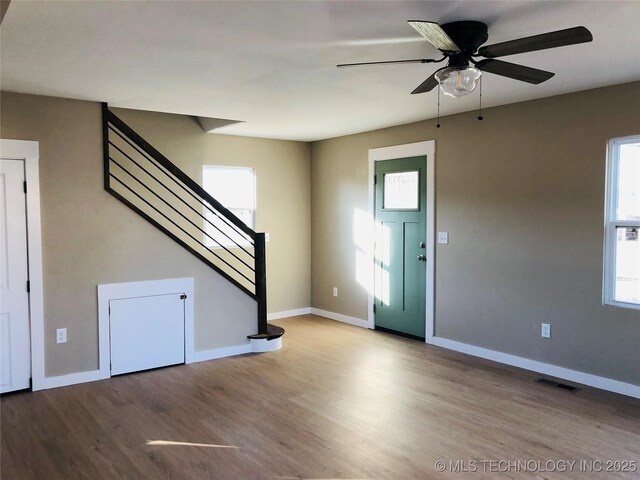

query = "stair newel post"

[255,233,268,335]
[101,102,110,191]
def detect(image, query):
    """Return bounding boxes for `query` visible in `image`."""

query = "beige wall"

[310,82,640,386]
[1,92,310,377]
[2,83,638,386]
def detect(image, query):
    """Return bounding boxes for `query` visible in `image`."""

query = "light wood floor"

[1,315,639,479]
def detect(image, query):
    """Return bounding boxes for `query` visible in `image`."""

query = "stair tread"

[248,324,285,341]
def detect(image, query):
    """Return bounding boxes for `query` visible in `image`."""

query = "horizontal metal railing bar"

[104,182,257,299]
[106,110,256,239]
[108,140,255,260]
[110,173,256,286]
[107,124,255,251]
[109,156,255,272]
[107,118,253,240]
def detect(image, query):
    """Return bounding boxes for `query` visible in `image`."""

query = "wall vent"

[535,378,580,393]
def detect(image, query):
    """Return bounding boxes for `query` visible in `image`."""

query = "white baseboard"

[430,337,640,400]
[36,342,269,390]
[267,307,311,321]
[310,308,370,329]
[37,369,108,391]
[35,318,637,400]
[190,344,252,363]
[250,336,283,352]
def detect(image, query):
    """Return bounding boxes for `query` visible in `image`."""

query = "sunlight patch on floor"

[274,477,372,480]
[146,440,240,449]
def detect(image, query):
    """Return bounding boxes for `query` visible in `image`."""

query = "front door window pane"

[384,171,419,209]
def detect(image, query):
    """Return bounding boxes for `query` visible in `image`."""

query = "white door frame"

[367,141,435,342]
[98,277,195,380]
[0,139,44,389]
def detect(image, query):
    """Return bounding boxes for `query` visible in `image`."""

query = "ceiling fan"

[338,21,593,98]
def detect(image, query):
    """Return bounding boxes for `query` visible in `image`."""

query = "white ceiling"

[1,1,639,142]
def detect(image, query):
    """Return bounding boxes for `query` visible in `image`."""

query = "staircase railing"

[101,103,268,336]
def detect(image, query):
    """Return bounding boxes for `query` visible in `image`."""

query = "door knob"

[417,255,426,262]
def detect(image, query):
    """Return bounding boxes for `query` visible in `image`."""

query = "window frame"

[603,134,640,310]
[382,169,421,211]
[202,165,256,250]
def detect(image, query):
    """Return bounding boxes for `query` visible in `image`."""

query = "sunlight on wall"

[354,208,374,295]
[353,208,373,252]
[355,249,373,294]
[353,208,389,304]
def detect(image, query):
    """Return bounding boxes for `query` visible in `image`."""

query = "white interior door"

[109,293,185,375]
[0,159,31,393]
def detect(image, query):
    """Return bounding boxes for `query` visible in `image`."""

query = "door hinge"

[180,294,187,300]
[108,306,110,315]
[26,280,30,293]
[373,304,376,313]
[23,181,27,194]
[374,175,377,185]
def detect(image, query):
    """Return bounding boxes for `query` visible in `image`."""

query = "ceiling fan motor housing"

[441,21,488,68]
[441,21,489,52]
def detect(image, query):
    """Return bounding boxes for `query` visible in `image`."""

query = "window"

[383,171,419,209]
[604,135,640,309]
[202,166,255,248]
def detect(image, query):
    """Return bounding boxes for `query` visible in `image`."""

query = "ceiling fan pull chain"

[436,87,441,128]
[477,76,484,121]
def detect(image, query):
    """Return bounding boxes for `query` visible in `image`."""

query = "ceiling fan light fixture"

[434,66,482,97]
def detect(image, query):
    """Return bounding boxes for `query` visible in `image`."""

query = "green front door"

[374,156,427,338]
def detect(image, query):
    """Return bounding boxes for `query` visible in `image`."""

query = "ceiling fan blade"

[411,69,443,94]
[476,59,554,84]
[407,20,461,52]
[337,58,435,68]
[477,26,593,58]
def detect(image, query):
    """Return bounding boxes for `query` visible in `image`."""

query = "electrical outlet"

[333,287,338,297]
[56,328,67,344]
[437,232,449,244]
[541,323,551,339]
[264,233,270,242]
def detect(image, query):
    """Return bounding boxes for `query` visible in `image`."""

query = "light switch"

[437,232,449,245]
